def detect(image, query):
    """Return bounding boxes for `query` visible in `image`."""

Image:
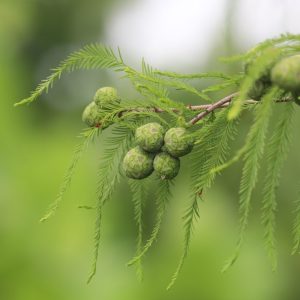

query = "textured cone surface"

[153,152,180,179]
[135,122,165,152]
[164,127,194,157]
[271,55,300,92]
[123,146,154,179]
[94,86,120,107]
[82,102,102,127]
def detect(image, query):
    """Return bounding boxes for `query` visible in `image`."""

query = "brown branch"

[117,93,293,124]
[188,94,293,125]
[188,93,238,125]
[118,95,237,117]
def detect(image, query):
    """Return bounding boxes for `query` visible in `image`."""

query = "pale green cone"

[164,127,194,157]
[135,122,165,152]
[82,102,102,127]
[94,87,120,108]
[153,152,180,180]
[271,55,300,92]
[123,146,154,179]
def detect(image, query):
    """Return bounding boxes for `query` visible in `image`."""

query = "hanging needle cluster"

[16,33,300,289]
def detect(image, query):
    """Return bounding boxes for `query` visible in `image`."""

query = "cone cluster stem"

[118,93,292,125]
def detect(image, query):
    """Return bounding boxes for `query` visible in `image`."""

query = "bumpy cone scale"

[271,55,300,92]
[94,86,120,108]
[82,102,102,127]
[122,146,154,179]
[135,122,165,152]
[164,127,194,157]
[82,86,120,128]
[153,152,180,179]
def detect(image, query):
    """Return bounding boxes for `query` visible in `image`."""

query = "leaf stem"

[117,94,293,126]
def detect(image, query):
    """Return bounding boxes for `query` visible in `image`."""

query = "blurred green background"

[2,0,300,299]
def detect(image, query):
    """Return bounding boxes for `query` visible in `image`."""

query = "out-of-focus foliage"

[2,0,300,300]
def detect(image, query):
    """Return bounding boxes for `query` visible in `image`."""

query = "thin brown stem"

[189,93,238,125]
[117,93,293,124]
[188,94,293,125]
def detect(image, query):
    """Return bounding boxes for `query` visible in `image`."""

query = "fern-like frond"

[118,110,170,128]
[191,109,238,194]
[222,88,277,272]
[15,45,125,106]
[95,97,170,127]
[250,33,300,55]
[125,62,212,102]
[154,70,233,80]
[128,179,146,281]
[164,110,238,289]
[87,124,136,283]
[167,194,199,290]
[127,179,172,266]
[262,103,294,269]
[122,61,184,121]
[157,78,212,102]
[209,145,247,175]
[201,76,241,94]
[209,104,262,176]
[220,33,300,63]
[87,191,104,284]
[228,47,282,120]
[40,127,99,222]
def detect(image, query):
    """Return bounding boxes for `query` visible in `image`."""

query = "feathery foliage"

[87,124,136,283]
[167,194,200,290]
[128,179,147,281]
[166,110,238,288]
[127,179,172,266]
[262,103,294,269]
[15,45,125,107]
[17,33,300,287]
[192,109,238,194]
[228,48,281,120]
[154,70,233,80]
[223,88,278,272]
[40,127,99,222]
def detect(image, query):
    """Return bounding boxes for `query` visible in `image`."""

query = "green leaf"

[127,179,172,266]
[228,48,281,120]
[222,88,277,272]
[128,179,147,281]
[40,127,99,222]
[154,70,233,80]
[167,194,199,290]
[262,103,294,269]
[191,109,238,195]
[87,124,136,283]
[15,44,125,106]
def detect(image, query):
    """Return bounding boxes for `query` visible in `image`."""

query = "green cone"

[164,127,194,157]
[123,146,154,179]
[82,102,102,127]
[135,122,165,152]
[271,55,300,92]
[153,152,180,179]
[94,87,120,108]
